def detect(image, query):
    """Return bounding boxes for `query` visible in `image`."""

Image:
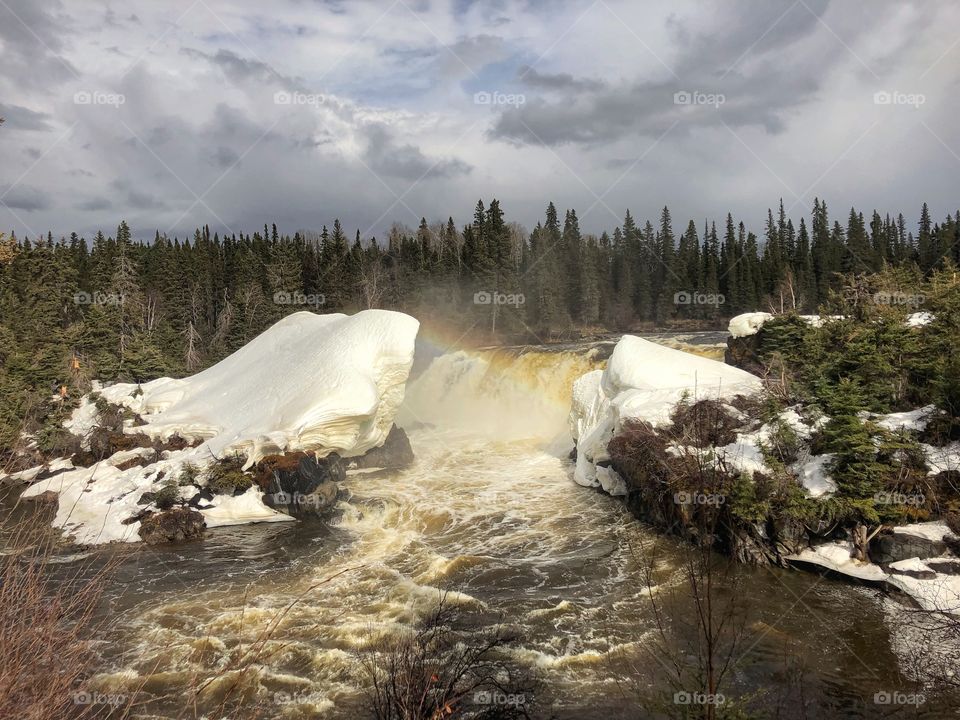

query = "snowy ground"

[7,310,419,545]
[787,524,960,615]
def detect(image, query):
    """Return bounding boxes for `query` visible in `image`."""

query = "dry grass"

[0,504,123,720]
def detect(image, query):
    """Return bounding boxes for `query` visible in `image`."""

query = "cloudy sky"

[2,0,959,242]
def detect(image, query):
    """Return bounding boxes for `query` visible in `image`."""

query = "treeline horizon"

[1,197,958,449]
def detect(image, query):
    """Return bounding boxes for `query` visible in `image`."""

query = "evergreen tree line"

[1,198,958,453]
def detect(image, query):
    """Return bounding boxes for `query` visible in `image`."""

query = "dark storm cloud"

[76,197,113,211]
[126,190,170,211]
[0,0,78,85]
[492,0,834,145]
[517,65,605,91]
[362,123,472,180]
[208,146,241,169]
[1,185,52,212]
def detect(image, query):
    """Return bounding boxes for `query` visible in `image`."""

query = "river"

[18,333,957,718]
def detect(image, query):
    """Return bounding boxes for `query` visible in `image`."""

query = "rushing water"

[17,334,958,718]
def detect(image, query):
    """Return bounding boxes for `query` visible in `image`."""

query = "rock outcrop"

[349,424,414,470]
[138,508,206,544]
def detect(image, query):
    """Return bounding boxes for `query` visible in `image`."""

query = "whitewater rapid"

[82,342,910,718]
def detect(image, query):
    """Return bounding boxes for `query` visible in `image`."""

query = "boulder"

[770,516,809,559]
[21,489,59,508]
[926,559,960,575]
[730,523,777,565]
[138,508,205,544]
[724,334,765,375]
[870,530,947,564]
[258,452,344,517]
[349,424,414,470]
[186,487,215,508]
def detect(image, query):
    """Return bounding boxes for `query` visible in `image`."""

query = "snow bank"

[874,405,936,432]
[923,442,960,475]
[893,521,952,544]
[19,310,419,544]
[786,540,888,582]
[788,529,960,614]
[201,487,297,529]
[727,312,773,338]
[726,311,845,337]
[794,453,837,498]
[906,311,934,328]
[570,335,762,489]
[99,310,419,466]
[728,311,933,339]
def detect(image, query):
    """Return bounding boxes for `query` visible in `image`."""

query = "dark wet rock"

[187,488,215,508]
[349,425,414,470]
[257,452,343,517]
[870,530,947,564]
[263,479,339,517]
[926,559,960,575]
[137,491,156,505]
[724,333,765,375]
[731,523,777,565]
[888,562,936,579]
[138,508,205,544]
[770,517,809,559]
[261,453,345,495]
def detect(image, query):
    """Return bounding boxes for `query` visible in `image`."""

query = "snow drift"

[569,335,763,489]
[18,310,420,544]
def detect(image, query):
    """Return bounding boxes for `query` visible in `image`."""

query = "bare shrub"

[356,592,538,720]
[669,399,739,448]
[0,508,123,720]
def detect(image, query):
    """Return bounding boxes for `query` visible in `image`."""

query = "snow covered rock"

[96,310,420,466]
[785,540,888,583]
[569,335,762,489]
[727,312,773,338]
[20,310,420,544]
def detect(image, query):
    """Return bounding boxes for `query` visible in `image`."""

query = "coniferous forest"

[1,198,958,458]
